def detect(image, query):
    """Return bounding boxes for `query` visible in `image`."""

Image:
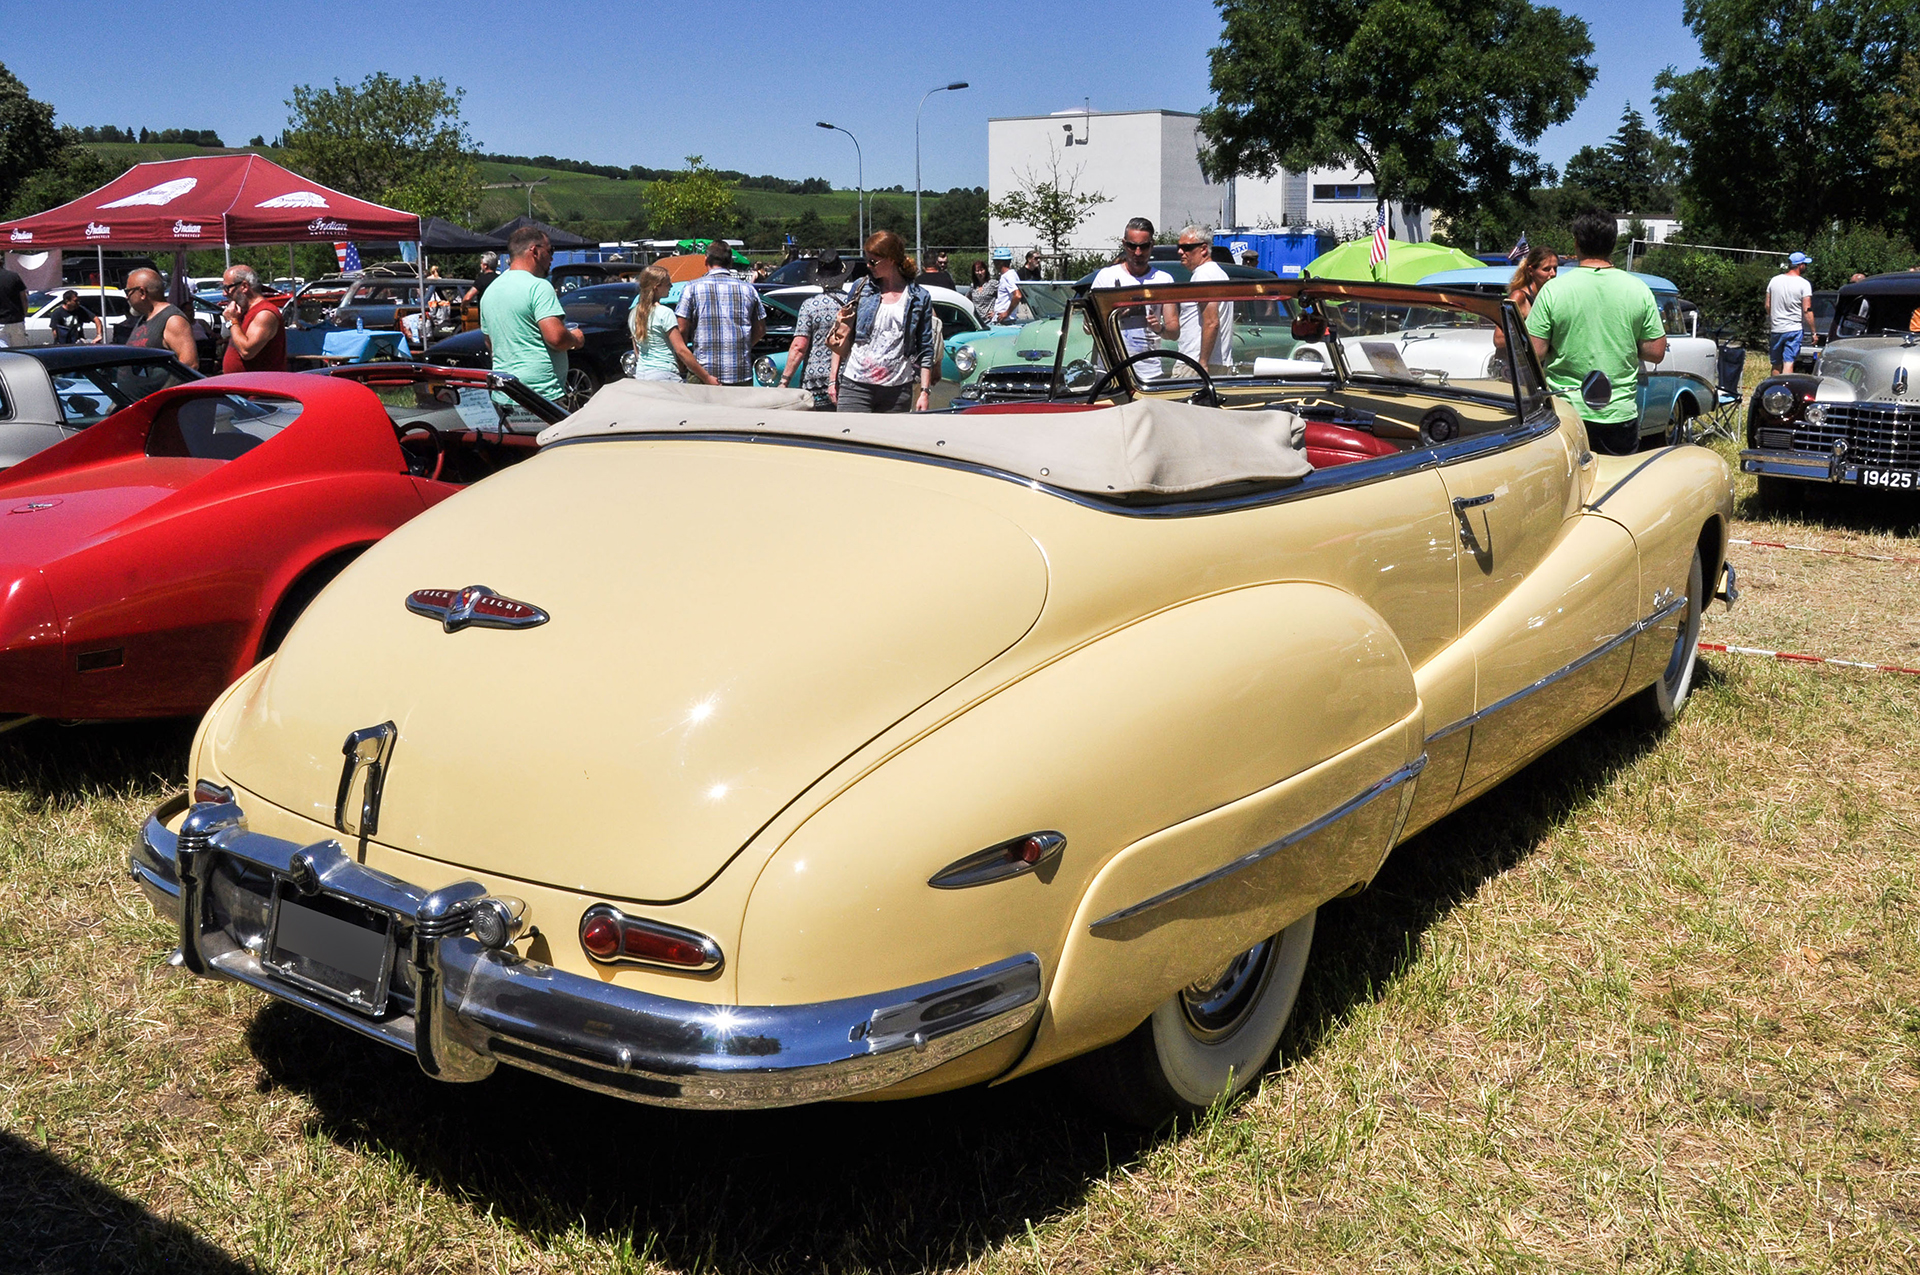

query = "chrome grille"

[1793,402,1920,468]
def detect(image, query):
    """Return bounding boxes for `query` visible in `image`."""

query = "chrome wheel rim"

[1178,937,1277,1042]
[562,368,595,411]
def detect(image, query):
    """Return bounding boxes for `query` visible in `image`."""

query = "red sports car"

[0,365,562,727]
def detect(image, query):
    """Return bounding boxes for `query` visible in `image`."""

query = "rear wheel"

[1631,547,1704,727]
[1071,911,1314,1127]
[1666,399,1697,448]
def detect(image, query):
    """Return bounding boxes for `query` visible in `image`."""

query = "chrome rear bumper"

[133,795,1043,1109]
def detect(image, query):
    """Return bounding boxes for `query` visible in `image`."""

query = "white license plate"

[265,889,395,1014]
[1857,467,1917,490]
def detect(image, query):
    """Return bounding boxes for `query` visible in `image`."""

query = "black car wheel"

[562,364,600,411]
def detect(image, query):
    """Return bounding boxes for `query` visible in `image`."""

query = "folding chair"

[1691,342,1746,444]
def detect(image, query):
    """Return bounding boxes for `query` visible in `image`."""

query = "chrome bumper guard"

[1738,447,1893,484]
[132,795,1043,1109]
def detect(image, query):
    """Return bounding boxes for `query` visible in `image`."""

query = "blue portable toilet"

[1215,229,1336,278]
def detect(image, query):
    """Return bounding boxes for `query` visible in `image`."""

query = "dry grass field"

[3,424,1919,1273]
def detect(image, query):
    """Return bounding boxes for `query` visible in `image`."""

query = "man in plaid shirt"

[675,241,766,385]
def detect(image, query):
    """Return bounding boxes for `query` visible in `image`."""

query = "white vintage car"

[132,280,1736,1123]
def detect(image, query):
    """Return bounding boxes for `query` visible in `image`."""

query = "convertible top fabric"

[542,380,1311,496]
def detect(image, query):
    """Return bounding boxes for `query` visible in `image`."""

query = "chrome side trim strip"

[1426,594,1689,744]
[543,402,1562,521]
[1088,755,1428,935]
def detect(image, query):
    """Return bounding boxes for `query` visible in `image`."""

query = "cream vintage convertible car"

[132,279,1736,1124]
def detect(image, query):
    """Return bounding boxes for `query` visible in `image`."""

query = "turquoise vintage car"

[751,284,987,388]
[1417,267,1734,447]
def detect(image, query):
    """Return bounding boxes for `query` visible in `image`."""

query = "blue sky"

[8,0,1699,194]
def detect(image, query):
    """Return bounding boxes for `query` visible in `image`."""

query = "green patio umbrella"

[1305,239,1480,284]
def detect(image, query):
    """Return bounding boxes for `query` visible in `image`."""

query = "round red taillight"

[580,914,620,959]
[1009,835,1047,865]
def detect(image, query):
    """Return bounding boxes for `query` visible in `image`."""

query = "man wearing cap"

[676,239,766,386]
[1766,252,1815,375]
[992,248,1024,325]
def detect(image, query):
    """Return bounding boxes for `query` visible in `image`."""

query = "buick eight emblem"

[406,585,549,633]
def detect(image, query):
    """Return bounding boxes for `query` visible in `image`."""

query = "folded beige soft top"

[539,379,1310,496]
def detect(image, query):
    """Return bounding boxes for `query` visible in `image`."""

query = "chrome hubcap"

[1178,937,1276,1042]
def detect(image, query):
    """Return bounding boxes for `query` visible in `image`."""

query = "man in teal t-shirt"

[1525,210,1667,455]
[480,227,584,404]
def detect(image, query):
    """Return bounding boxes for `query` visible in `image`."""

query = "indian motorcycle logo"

[84,222,111,239]
[257,191,329,209]
[8,229,29,242]
[171,220,203,237]
[100,176,198,208]
[307,218,349,235]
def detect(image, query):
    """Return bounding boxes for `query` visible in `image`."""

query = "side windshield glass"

[1322,298,1501,391]
[52,371,123,428]
[146,394,303,460]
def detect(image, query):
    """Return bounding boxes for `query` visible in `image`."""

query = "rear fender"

[737,582,1421,1028]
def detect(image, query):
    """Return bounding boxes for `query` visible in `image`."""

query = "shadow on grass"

[0,718,193,807]
[1285,702,1667,1062]
[244,710,1671,1273]
[0,1130,253,1274]
[1737,483,1920,536]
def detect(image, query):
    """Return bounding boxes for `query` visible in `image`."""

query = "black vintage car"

[426,282,802,409]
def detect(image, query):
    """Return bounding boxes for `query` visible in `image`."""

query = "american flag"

[334,242,361,272]
[1369,213,1389,275]
[1507,231,1530,263]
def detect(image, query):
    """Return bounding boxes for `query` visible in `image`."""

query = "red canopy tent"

[0,153,419,249]
[0,153,424,352]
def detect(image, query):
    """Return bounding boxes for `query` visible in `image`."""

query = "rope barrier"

[1700,641,1920,677]
[1730,537,1920,566]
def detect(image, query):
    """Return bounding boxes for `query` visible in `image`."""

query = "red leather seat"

[1304,420,1399,468]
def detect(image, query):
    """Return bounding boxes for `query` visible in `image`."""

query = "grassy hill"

[86,142,871,237]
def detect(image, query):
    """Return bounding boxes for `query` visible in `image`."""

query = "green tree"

[1563,104,1672,212]
[987,146,1109,258]
[7,140,120,217]
[1199,0,1594,232]
[0,62,64,213]
[925,187,988,247]
[1875,50,1920,234]
[281,72,480,222]
[645,155,738,238]
[1655,0,1920,244]
[789,208,835,249]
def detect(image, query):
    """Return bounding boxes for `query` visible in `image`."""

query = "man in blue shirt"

[675,241,765,385]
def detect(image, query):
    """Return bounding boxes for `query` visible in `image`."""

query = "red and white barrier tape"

[1730,537,1920,566]
[1700,641,1920,677]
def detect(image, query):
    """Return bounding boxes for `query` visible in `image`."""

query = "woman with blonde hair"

[829,230,939,413]
[1507,245,1558,322]
[626,264,702,381]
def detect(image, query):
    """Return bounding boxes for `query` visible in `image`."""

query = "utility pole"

[816,122,864,246]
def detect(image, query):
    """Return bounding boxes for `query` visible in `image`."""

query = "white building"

[987,108,1429,254]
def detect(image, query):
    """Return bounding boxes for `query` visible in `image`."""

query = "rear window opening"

[146,394,303,460]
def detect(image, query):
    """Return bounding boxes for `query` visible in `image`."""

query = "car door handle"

[1451,493,1497,511]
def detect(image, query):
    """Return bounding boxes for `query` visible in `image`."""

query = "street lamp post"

[815,121,863,247]
[915,82,968,266]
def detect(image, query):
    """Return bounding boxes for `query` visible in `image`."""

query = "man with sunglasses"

[219,264,285,373]
[1174,225,1233,371]
[1089,217,1178,380]
[119,268,199,368]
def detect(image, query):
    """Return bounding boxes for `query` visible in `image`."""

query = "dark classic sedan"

[427,282,802,409]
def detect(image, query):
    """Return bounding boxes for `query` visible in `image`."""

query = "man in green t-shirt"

[1525,210,1667,455]
[480,226,585,404]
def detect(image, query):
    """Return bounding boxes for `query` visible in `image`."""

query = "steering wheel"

[395,422,445,482]
[1083,347,1219,406]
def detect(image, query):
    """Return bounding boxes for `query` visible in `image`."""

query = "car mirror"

[1580,370,1612,411]
[1291,314,1329,340]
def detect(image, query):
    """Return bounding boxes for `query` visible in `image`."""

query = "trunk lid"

[216,440,1049,901]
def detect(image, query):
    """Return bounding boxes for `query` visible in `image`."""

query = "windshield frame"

[1072,279,1540,414]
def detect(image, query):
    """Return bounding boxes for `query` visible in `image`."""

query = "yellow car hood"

[213,442,1049,902]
